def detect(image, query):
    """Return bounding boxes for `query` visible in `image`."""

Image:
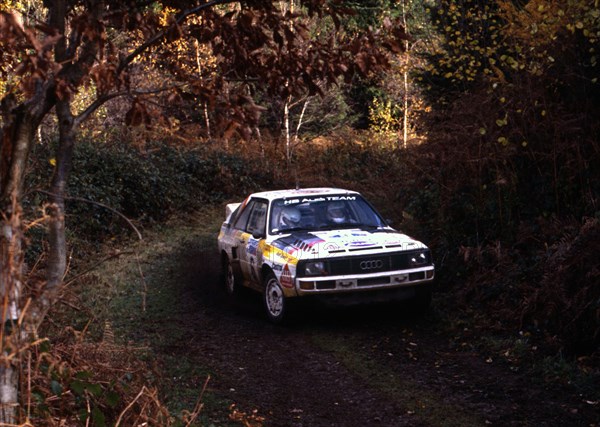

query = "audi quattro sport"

[217,187,435,323]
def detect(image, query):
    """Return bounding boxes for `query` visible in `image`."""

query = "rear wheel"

[263,273,288,324]
[222,255,238,297]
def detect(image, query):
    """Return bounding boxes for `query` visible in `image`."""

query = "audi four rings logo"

[360,259,383,270]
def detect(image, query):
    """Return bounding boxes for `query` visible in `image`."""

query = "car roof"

[249,187,360,201]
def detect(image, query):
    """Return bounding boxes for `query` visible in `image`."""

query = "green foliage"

[423,1,507,93]
[32,349,126,425]
[25,141,272,245]
[341,0,396,32]
[421,0,600,100]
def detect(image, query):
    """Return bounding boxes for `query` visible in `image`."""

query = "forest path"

[142,231,600,426]
[109,211,598,426]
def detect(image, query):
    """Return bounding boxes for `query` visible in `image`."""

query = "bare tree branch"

[34,190,142,241]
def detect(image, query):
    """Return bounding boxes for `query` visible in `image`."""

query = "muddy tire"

[222,255,239,298]
[263,273,290,324]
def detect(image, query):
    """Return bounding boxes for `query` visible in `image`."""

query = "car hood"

[270,228,427,259]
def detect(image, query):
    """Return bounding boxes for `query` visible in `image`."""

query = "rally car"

[217,187,435,323]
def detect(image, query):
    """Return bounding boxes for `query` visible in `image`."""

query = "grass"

[64,205,239,426]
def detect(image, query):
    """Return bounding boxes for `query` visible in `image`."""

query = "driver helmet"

[281,206,301,227]
[327,202,346,224]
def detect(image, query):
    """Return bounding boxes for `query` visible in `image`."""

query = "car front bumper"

[295,266,434,295]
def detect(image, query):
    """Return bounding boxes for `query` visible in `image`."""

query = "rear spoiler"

[225,202,241,223]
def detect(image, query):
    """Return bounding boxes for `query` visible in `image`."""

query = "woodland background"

[0,0,599,425]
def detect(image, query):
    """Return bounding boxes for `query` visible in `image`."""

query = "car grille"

[297,250,432,277]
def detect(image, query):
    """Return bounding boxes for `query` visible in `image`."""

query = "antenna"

[294,165,300,190]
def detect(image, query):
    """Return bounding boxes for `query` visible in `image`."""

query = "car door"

[231,198,268,288]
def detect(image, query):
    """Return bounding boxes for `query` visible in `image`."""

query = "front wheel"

[263,273,289,324]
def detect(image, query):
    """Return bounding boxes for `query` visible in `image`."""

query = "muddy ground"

[140,235,598,427]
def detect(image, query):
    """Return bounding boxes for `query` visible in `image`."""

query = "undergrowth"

[35,208,236,426]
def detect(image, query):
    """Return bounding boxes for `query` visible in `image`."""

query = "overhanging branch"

[117,0,238,75]
[34,190,142,241]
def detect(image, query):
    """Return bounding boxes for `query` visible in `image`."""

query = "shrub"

[24,140,272,245]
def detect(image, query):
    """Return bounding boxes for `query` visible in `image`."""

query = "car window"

[233,200,254,230]
[246,201,267,236]
[269,195,387,234]
[233,199,268,236]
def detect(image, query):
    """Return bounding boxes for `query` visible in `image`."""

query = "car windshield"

[269,195,388,235]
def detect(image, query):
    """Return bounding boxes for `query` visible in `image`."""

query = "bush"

[25,140,272,244]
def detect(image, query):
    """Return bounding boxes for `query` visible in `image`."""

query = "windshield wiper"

[358,224,382,230]
[275,227,314,234]
[316,223,361,230]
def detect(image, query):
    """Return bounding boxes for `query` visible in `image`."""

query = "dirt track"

[149,237,599,427]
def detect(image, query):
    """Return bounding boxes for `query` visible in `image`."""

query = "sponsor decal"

[324,230,375,248]
[264,243,298,265]
[283,195,357,205]
[280,264,294,288]
[348,232,376,247]
[247,239,259,256]
[271,237,298,254]
[272,234,324,255]
[324,242,340,252]
[349,240,376,247]
[292,236,324,252]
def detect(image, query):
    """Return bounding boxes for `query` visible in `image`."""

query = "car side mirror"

[252,230,265,239]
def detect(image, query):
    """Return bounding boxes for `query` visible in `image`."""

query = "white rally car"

[217,187,435,323]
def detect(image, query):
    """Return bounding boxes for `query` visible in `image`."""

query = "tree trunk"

[0,199,24,424]
[284,96,291,164]
[46,99,76,302]
[403,68,408,149]
[0,105,39,424]
[401,0,410,149]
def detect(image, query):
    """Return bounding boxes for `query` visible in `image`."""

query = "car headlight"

[305,261,328,276]
[410,252,429,266]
